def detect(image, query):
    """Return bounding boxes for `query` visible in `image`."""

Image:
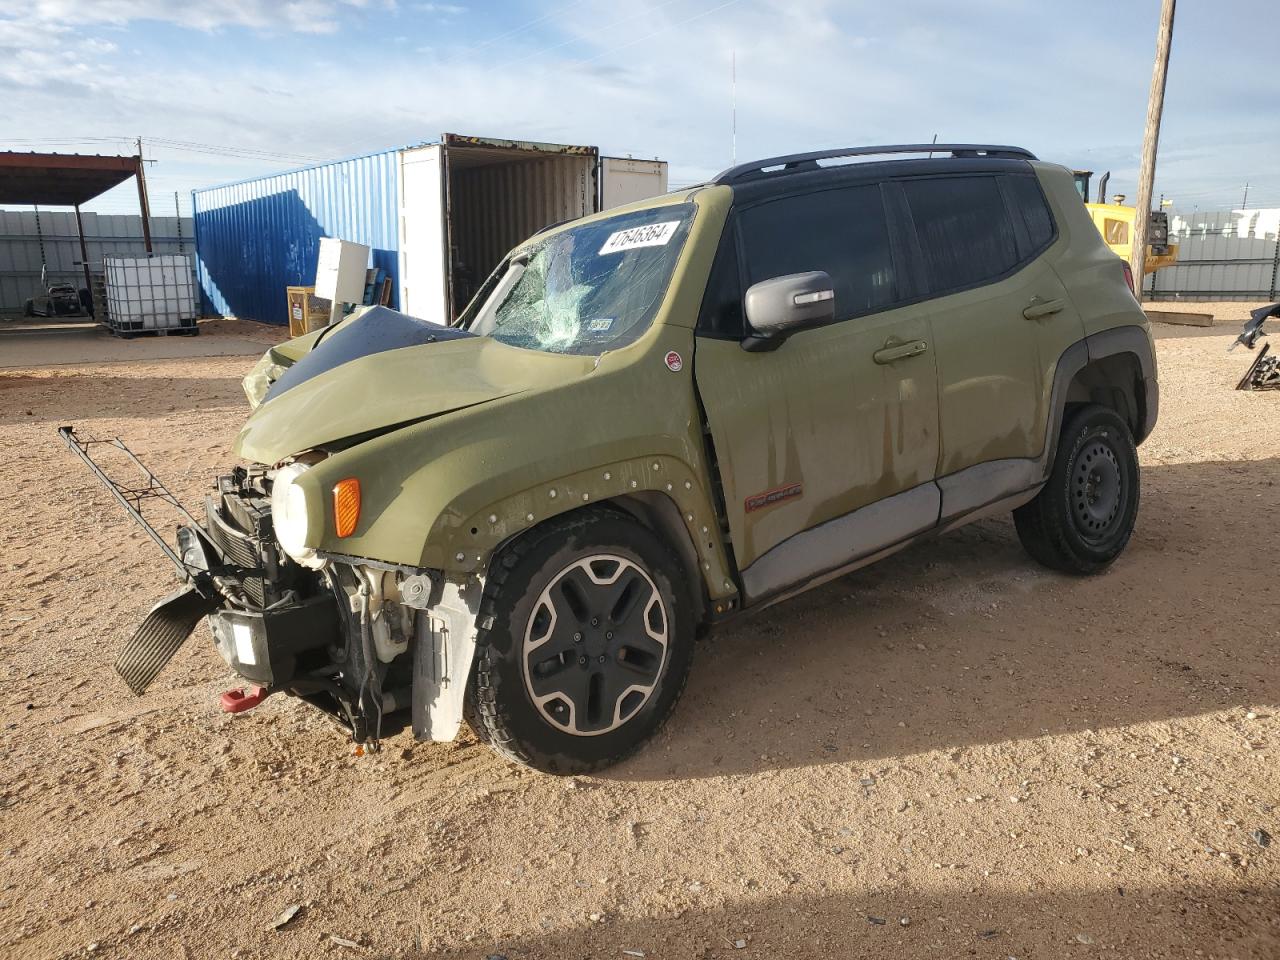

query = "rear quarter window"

[1005,173,1057,251]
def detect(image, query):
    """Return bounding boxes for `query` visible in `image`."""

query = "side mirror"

[742,271,836,351]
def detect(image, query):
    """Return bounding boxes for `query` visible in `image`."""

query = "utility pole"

[1241,182,1250,209]
[1130,0,1175,298]
[134,136,154,254]
[174,191,184,253]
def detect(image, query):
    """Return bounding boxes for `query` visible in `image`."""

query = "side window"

[901,176,1019,293]
[1103,217,1129,246]
[1005,173,1056,251]
[738,185,896,320]
[696,218,744,339]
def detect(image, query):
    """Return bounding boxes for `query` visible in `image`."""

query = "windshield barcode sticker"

[598,221,680,255]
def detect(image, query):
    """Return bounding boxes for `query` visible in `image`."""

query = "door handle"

[873,339,929,364]
[1023,297,1066,320]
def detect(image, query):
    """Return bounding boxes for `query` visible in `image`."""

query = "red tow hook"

[220,686,269,714]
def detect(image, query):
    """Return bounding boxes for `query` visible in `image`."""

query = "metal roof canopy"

[0,151,143,205]
[0,151,154,295]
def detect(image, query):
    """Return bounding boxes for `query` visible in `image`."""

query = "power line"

[0,135,322,163]
[140,137,324,163]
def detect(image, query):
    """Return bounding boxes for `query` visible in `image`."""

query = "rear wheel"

[471,509,695,774]
[1014,404,1140,574]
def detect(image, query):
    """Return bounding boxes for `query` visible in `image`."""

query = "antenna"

[731,49,737,167]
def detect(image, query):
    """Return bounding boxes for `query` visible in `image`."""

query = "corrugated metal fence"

[1148,208,1280,302]
[0,210,192,315]
[192,149,400,325]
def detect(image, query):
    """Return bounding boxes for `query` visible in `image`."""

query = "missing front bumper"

[208,594,340,686]
[116,551,341,695]
[117,585,223,695]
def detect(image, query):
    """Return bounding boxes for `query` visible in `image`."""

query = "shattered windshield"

[465,203,695,355]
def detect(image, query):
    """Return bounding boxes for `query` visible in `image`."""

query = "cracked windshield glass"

[466,203,695,355]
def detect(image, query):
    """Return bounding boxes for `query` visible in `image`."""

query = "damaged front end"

[59,426,481,750]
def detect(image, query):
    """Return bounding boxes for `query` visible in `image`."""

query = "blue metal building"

[192,147,403,325]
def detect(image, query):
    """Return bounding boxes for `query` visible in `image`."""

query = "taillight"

[1121,261,1136,296]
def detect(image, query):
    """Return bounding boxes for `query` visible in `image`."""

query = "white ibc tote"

[104,254,197,332]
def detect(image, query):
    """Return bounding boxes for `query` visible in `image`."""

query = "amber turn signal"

[333,478,361,538]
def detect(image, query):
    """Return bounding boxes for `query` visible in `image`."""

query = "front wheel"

[1014,404,1140,574]
[470,509,696,774]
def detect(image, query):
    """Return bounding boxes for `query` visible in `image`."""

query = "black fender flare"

[1043,326,1158,473]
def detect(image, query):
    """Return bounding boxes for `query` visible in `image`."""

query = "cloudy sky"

[1,0,1277,216]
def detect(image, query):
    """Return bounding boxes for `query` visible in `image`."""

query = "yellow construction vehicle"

[1073,170,1178,273]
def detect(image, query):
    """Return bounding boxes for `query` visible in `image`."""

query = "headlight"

[270,461,316,564]
[242,350,288,409]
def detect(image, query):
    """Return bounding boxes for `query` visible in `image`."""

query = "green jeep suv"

[86,143,1156,774]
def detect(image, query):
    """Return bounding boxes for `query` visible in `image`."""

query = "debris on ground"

[270,905,302,931]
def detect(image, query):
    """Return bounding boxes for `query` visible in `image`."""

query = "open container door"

[398,143,448,323]
[439,133,599,319]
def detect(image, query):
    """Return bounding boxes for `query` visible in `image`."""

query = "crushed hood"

[234,308,597,464]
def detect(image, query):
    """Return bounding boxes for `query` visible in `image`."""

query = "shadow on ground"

[432,882,1280,960]
[604,455,1280,781]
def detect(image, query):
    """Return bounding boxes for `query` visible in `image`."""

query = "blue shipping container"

[192,148,402,325]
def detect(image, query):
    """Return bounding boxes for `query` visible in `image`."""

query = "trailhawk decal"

[598,220,680,255]
[745,482,803,513]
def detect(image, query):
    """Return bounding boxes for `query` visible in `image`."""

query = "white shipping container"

[600,157,668,210]
[105,254,197,330]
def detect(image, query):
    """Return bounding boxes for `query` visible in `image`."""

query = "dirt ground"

[1,306,1277,960]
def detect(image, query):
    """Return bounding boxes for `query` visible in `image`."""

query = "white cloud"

[3,0,391,34]
[0,0,1276,211]
[415,2,465,15]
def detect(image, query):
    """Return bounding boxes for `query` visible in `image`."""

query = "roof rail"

[711,143,1037,185]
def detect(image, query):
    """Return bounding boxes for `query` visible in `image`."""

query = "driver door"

[693,183,940,602]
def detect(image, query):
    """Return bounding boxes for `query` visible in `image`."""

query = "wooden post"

[135,138,154,254]
[1130,0,1175,296]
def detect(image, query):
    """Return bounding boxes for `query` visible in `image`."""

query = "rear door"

[895,172,1084,490]
[693,183,941,600]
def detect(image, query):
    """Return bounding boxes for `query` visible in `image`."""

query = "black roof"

[712,144,1037,187]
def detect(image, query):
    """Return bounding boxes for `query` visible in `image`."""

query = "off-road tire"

[462,695,489,743]
[1014,404,1140,574]
[471,508,695,775]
